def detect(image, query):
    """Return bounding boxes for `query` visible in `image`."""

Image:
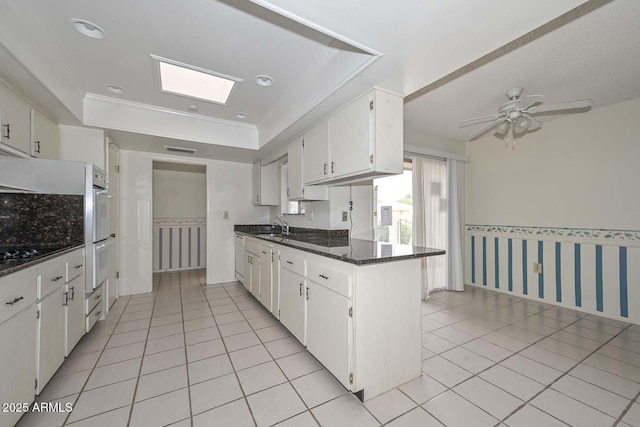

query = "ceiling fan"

[460,87,592,147]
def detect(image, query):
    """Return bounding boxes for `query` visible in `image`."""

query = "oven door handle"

[96,190,113,198]
[95,240,115,251]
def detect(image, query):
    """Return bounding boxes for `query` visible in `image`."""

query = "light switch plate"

[223,211,229,219]
[342,211,348,221]
[533,262,543,273]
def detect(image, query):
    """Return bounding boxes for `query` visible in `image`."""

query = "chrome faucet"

[274,216,290,236]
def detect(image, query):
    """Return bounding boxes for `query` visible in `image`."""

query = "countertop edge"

[237,232,445,265]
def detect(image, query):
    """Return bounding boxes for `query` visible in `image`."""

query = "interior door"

[107,141,119,310]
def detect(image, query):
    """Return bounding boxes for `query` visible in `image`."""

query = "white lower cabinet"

[0,270,37,427]
[305,280,351,388]
[258,244,273,312]
[65,275,85,356]
[278,267,306,345]
[36,285,66,394]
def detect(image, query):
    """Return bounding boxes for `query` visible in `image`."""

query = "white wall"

[153,167,206,219]
[268,184,374,238]
[58,125,106,169]
[465,98,640,323]
[119,149,269,295]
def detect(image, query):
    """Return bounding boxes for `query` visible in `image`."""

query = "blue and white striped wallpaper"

[465,225,640,324]
[153,218,206,272]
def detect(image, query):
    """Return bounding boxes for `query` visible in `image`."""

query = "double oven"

[85,165,114,292]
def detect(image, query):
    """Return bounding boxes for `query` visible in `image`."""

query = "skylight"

[153,56,240,105]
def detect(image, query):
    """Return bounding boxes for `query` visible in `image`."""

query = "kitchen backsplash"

[0,193,84,248]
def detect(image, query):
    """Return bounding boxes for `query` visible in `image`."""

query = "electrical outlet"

[533,262,543,274]
[223,211,229,220]
[342,211,348,221]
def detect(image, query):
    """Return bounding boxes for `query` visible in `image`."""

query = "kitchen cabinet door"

[287,137,304,200]
[242,251,252,292]
[65,275,85,356]
[303,121,329,184]
[250,251,260,301]
[0,305,36,427]
[279,267,306,345]
[0,82,32,155]
[287,135,329,201]
[328,92,373,179]
[31,108,59,159]
[306,281,351,388]
[36,286,66,394]
[259,245,273,312]
[252,162,280,206]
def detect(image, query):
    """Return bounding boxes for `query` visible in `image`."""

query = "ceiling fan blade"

[528,99,592,114]
[459,113,501,127]
[467,118,506,141]
[524,114,542,131]
[516,94,544,110]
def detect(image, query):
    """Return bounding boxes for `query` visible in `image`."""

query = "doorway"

[152,162,207,276]
[373,159,413,244]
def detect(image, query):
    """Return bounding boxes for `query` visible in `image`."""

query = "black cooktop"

[0,246,73,274]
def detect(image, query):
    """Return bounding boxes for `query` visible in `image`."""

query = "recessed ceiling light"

[164,146,196,154]
[234,112,248,119]
[255,75,273,87]
[105,84,125,95]
[71,19,106,39]
[151,55,241,105]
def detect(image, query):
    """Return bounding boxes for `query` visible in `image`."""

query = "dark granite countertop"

[0,244,85,278]
[235,226,445,265]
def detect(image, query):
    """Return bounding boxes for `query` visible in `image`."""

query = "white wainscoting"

[153,218,206,272]
[465,225,640,324]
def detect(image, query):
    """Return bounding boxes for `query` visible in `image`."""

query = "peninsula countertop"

[235,226,445,266]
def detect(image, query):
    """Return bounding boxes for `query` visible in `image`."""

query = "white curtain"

[447,159,465,292]
[412,156,448,299]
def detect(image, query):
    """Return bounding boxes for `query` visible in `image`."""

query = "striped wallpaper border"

[467,224,640,246]
[467,234,636,323]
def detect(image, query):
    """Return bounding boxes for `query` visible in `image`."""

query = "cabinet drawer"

[67,253,85,282]
[85,286,104,315]
[244,238,259,255]
[38,260,66,299]
[280,251,306,277]
[307,260,350,297]
[86,298,103,333]
[0,275,37,324]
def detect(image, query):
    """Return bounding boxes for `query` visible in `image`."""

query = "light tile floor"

[17,269,640,426]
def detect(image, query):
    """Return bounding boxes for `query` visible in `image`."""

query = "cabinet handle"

[52,275,63,282]
[75,264,83,269]
[70,286,75,300]
[323,163,327,175]
[319,274,329,280]
[34,140,41,154]
[287,188,290,197]
[261,251,267,254]
[95,294,101,300]
[306,287,310,300]
[286,260,293,265]
[63,292,69,306]
[299,283,303,296]
[2,124,9,139]
[256,195,260,203]
[5,296,24,305]
[95,310,102,317]
[331,161,334,173]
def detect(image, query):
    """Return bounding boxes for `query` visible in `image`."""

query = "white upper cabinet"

[303,88,404,185]
[303,121,330,184]
[31,108,60,159]
[287,135,329,201]
[0,81,32,155]
[252,161,280,206]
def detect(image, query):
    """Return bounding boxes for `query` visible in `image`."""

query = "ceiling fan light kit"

[461,87,592,148]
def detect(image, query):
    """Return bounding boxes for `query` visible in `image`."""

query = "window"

[373,159,413,244]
